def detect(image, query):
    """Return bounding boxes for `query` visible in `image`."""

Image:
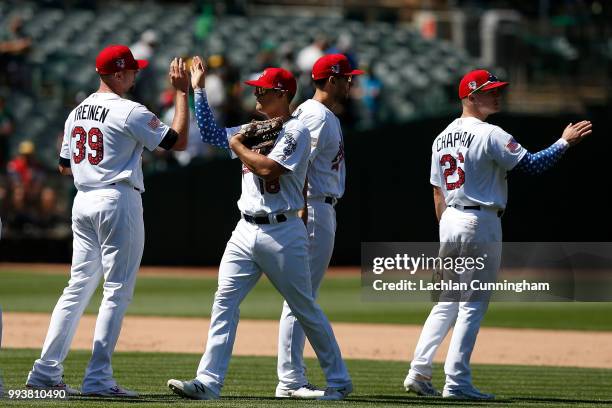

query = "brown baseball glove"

[234,117,284,150]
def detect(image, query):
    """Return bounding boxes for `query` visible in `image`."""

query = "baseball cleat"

[26,379,81,396]
[167,379,219,400]
[442,387,495,400]
[404,375,441,396]
[316,384,353,401]
[275,383,325,399]
[82,385,138,398]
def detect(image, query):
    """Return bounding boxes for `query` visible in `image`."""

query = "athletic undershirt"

[514,139,569,175]
[194,90,230,149]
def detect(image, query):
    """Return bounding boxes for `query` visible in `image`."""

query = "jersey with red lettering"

[430,117,526,210]
[60,92,169,192]
[293,99,345,200]
[227,118,310,216]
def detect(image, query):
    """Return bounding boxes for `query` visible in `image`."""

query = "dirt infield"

[4,312,612,369]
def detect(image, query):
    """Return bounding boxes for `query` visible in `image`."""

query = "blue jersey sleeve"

[194,89,230,150]
[513,139,569,175]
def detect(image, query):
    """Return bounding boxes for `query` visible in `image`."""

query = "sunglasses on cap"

[254,87,286,96]
[468,73,500,96]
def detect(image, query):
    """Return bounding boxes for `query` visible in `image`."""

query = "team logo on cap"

[260,70,267,79]
[468,80,477,90]
[331,64,340,74]
[116,58,125,69]
[277,82,283,89]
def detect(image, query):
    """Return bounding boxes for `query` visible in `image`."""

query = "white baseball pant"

[196,216,350,396]
[277,199,336,388]
[408,206,502,391]
[27,183,144,393]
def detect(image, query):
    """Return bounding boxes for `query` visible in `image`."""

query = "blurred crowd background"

[0,0,610,252]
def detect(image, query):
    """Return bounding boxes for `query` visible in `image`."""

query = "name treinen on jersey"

[74,104,110,123]
[436,131,475,152]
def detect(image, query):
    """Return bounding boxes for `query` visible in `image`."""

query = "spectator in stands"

[216,56,247,126]
[0,16,32,91]
[32,186,71,239]
[161,79,214,165]
[326,33,358,72]
[0,174,8,221]
[130,30,159,108]
[205,55,227,121]
[297,35,327,74]
[296,36,328,105]
[3,184,34,238]
[253,40,278,73]
[279,42,298,77]
[354,64,382,128]
[278,42,301,108]
[7,140,47,204]
[130,30,158,61]
[0,95,15,172]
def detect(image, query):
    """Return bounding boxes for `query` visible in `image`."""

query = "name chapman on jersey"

[372,279,550,293]
[74,104,110,123]
[435,131,475,152]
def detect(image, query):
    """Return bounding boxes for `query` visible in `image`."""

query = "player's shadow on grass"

[360,395,612,406]
[513,396,612,405]
[353,395,509,405]
[75,394,298,404]
[70,394,612,405]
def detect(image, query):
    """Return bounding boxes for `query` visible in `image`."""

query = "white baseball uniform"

[27,92,170,393]
[277,98,345,389]
[408,116,525,392]
[194,117,352,396]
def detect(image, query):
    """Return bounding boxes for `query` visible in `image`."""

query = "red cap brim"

[137,60,149,70]
[348,69,365,76]
[244,79,271,88]
[482,81,509,92]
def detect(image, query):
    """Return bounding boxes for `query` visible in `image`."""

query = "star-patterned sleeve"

[194,89,230,150]
[513,139,569,175]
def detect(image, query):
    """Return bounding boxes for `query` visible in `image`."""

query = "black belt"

[325,196,335,205]
[451,204,503,218]
[243,213,287,224]
[110,182,141,192]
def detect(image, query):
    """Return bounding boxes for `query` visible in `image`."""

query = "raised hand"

[169,57,189,93]
[190,55,206,90]
[562,120,593,146]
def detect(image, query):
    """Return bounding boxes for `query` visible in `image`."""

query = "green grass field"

[1,269,611,330]
[1,349,611,407]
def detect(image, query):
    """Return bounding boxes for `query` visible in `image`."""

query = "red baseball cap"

[311,54,364,80]
[459,69,508,99]
[244,67,297,95]
[95,44,148,75]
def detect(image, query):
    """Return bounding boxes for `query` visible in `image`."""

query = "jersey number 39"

[440,152,465,190]
[72,126,104,165]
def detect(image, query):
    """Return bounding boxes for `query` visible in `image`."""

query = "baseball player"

[403,69,592,399]
[275,54,363,398]
[191,53,362,398]
[25,45,190,397]
[167,60,353,401]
